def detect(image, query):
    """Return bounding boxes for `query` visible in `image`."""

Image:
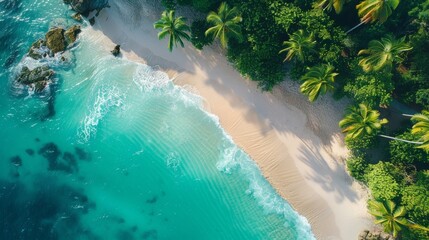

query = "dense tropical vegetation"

[156,0,429,238]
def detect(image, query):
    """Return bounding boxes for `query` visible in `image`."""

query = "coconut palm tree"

[300,64,337,102]
[154,10,191,52]
[339,103,388,140]
[411,111,429,151]
[358,35,412,72]
[340,103,423,144]
[205,2,243,48]
[368,199,429,237]
[315,0,349,13]
[279,30,316,63]
[346,0,401,33]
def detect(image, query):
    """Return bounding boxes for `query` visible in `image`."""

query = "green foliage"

[339,103,388,140]
[300,64,337,102]
[367,199,408,237]
[358,35,412,72]
[401,171,429,239]
[357,0,400,24]
[161,0,176,10]
[271,2,346,66]
[226,0,286,90]
[205,2,243,48]
[227,43,285,91]
[416,89,429,109]
[389,131,428,164]
[346,156,368,182]
[176,0,220,12]
[366,162,401,201]
[190,20,213,50]
[154,10,191,52]
[411,111,429,151]
[279,29,316,62]
[343,66,394,107]
[314,0,350,13]
[345,134,377,155]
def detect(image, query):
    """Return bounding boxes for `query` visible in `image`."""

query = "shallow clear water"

[0,0,315,239]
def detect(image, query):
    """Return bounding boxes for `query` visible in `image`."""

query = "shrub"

[346,156,368,182]
[190,20,213,50]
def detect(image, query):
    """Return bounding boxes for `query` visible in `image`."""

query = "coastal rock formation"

[27,39,47,60]
[71,13,82,22]
[358,229,395,240]
[17,66,54,86]
[28,25,81,59]
[111,45,120,57]
[64,25,81,45]
[63,0,109,16]
[45,28,66,53]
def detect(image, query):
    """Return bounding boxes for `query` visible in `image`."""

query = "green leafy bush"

[389,131,428,164]
[346,156,368,182]
[190,20,213,50]
[366,162,401,201]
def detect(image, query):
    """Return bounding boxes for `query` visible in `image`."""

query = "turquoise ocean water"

[0,0,315,239]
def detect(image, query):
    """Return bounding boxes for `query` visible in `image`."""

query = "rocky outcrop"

[28,39,47,60]
[17,66,54,86]
[358,229,395,240]
[45,28,66,53]
[28,25,81,59]
[63,0,109,16]
[71,13,82,22]
[111,45,120,57]
[64,25,81,45]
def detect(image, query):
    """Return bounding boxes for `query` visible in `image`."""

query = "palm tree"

[315,0,349,13]
[154,10,191,52]
[346,0,400,34]
[411,111,429,151]
[340,103,423,144]
[205,2,243,48]
[358,35,412,72]
[300,64,337,102]
[279,30,316,62]
[339,103,388,140]
[368,199,429,237]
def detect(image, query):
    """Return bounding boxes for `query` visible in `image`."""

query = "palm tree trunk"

[346,21,366,34]
[379,134,423,145]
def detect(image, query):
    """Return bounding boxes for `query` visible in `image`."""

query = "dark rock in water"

[111,45,120,57]
[146,196,157,204]
[17,66,54,87]
[64,25,81,45]
[25,149,35,156]
[27,39,46,59]
[35,138,40,142]
[45,27,66,53]
[116,230,134,240]
[10,156,22,167]
[89,17,95,26]
[34,80,48,92]
[38,143,80,173]
[0,178,97,239]
[141,229,158,240]
[75,147,90,161]
[62,151,78,172]
[38,142,61,169]
[64,0,109,16]
[71,12,82,22]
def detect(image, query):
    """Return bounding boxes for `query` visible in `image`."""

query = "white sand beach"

[88,1,372,239]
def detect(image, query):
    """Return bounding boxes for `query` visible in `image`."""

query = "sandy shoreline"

[89,2,372,239]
